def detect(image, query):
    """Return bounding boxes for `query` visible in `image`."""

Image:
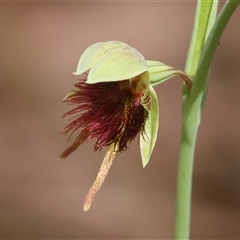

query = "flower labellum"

[60,41,159,211]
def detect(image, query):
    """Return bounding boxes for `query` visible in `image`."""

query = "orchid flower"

[60,41,192,211]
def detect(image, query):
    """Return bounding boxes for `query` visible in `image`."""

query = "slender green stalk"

[174,2,216,239]
[182,1,217,121]
[174,1,239,239]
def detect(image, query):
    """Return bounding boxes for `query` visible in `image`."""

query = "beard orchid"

[60,41,192,211]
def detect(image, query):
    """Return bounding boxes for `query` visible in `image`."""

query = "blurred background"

[0,1,240,239]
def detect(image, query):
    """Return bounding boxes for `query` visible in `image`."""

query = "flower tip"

[59,154,66,159]
[142,162,148,168]
[62,91,76,101]
[83,202,91,211]
[59,143,81,159]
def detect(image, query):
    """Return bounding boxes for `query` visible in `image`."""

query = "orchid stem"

[174,1,239,239]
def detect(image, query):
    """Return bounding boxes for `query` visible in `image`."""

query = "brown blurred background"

[0,2,240,239]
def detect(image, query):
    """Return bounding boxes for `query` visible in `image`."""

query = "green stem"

[174,1,239,239]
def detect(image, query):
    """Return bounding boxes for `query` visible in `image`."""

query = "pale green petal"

[146,60,167,67]
[73,41,148,83]
[140,85,159,168]
[73,41,125,75]
[147,60,192,91]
